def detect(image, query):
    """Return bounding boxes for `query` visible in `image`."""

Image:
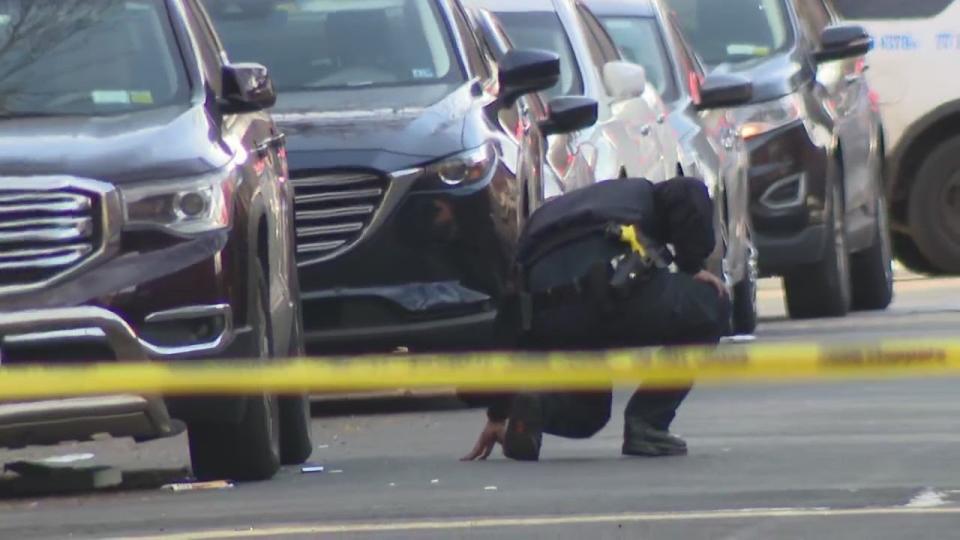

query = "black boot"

[503,394,543,461]
[622,417,688,457]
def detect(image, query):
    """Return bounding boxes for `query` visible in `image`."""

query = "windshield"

[599,16,679,102]
[493,11,584,101]
[204,0,464,93]
[0,0,189,117]
[664,0,794,66]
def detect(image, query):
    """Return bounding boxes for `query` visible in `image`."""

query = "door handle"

[639,125,652,137]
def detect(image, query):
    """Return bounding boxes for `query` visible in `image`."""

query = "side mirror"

[814,24,873,63]
[498,49,560,108]
[603,61,647,101]
[540,96,599,136]
[697,73,754,110]
[220,63,277,113]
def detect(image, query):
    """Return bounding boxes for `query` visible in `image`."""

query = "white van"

[830,0,960,274]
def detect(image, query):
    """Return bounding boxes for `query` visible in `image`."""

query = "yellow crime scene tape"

[0,340,958,399]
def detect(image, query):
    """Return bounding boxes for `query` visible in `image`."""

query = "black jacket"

[469,177,716,422]
[518,177,715,275]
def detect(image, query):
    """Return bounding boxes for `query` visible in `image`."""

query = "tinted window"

[576,4,620,64]
[664,0,795,66]
[795,0,832,41]
[0,0,189,117]
[600,16,679,102]
[832,0,954,19]
[204,0,464,91]
[495,11,585,100]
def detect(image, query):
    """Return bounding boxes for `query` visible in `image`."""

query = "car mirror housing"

[602,61,647,101]
[540,96,599,136]
[815,24,873,64]
[497,49,561,108]
[220,63,277,113]
[697,73,754,110]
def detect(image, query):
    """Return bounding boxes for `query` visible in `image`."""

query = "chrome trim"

[759,173,807,210]
[0,307,148,360]
[0,304,235,359]
[0,176,122,298]
[296,168,423,268]
[291,170,389,263]
[141,304,234,357]
[144,303,231,324]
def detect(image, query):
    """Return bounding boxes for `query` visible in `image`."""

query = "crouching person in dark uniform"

[462,177,729,462]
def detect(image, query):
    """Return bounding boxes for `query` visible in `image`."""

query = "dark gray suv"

[667,0,893,319]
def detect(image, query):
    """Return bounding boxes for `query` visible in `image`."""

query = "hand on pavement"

[461,420,506,461]
[693,270,728,298]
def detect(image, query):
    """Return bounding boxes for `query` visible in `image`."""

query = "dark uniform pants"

[522,269,728,437]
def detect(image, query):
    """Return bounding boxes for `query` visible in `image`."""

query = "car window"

[664,0,795,66]
[599,16,679,102]
[493,10,585,100]
[203,0,465,92]
[575,3,621,64]
[0,0,190,117]
[183,0,224,91]
[831,0,954,19]
[450,1,490,79]
[794,0,833,42]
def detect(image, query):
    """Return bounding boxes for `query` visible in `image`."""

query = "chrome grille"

[291,171,387,262]
[0,188,98,289]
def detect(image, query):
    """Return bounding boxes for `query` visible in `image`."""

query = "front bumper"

[0,304,240,448]
[746,121,830,275]
[294,165,516,352]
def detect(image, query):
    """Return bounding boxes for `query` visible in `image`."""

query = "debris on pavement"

[161,480,234,492]
[430,479,440,484]
[301,465,325,474]
[328,469,343,474]
[3,461,122,495]
[484,486,498,491]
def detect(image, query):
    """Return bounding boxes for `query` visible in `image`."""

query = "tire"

[784,179,852,319]
[851,195,894,311]
[908,137,960,274]
[278,277,313,466]
[731,244,758,335]
[187,264,281,482]
[279,395,312,465]
[892,231,942,276]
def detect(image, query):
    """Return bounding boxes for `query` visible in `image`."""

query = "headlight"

[122,167,236,235]
[734,93,805,140]
[427,143,496,186]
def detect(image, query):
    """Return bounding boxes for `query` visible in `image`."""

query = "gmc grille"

[0,187,100,290]
[291,171,387,264]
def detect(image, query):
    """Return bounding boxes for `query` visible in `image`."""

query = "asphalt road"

[2,272,960,539]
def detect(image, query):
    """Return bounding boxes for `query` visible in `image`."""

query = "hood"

[274,82,482,172]
[712,52,812,103]
[0,105,230,184]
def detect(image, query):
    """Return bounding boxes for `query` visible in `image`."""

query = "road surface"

[1,273,959,539]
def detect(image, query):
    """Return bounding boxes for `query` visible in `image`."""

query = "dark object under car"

[0,0,310,482]
[206,0,599,352]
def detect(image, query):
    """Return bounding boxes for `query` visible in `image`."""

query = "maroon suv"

[0,0,310,482]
